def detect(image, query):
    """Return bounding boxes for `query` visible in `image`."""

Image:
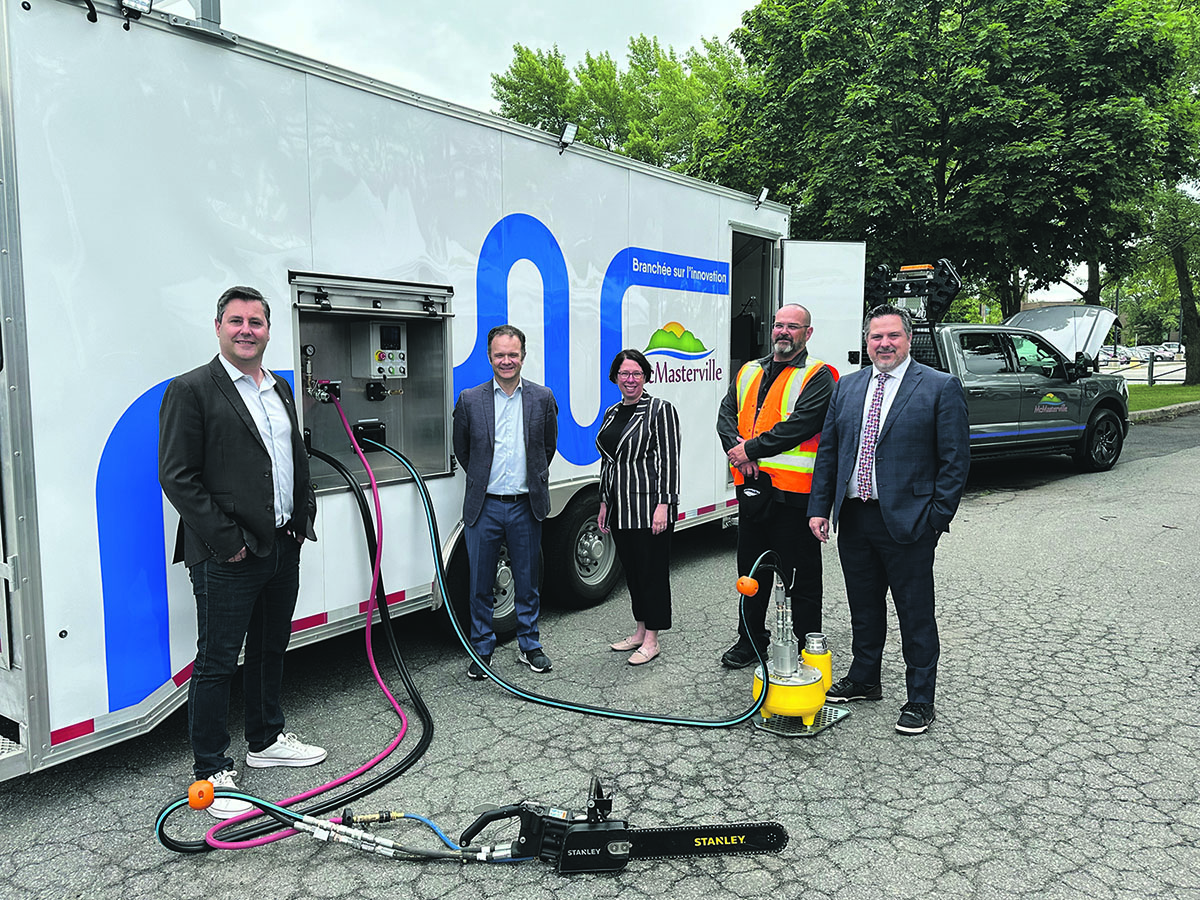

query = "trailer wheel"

[1074,409,1124,472]
[445,544,519,641]
[543,493,622,608]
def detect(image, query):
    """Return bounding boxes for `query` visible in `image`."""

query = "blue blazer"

[452,379,558,526]
[808,361,970,543]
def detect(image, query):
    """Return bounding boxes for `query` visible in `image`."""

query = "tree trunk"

[997,268,1022,319]
[1171,243,1200,385]
[1083,259,1101,304]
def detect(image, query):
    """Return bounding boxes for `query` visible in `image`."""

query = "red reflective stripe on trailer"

[173,662,194,687]
[51,720,95,745]
[726,498,739,508]
[697,504,717,515]
[291,613,328,633]
[357,589,407,615]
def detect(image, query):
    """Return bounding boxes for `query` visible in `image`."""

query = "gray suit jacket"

[452,379,558,526]
[808,360,970,543]
[159,356,317,567]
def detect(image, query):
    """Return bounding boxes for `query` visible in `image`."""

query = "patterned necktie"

[857,372,889,499]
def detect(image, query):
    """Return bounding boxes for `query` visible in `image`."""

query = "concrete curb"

[1129,400,1200,423]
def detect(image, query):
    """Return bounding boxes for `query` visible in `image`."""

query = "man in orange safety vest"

[715,303,836,668]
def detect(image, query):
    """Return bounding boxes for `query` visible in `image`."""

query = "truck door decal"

[458,213,729,466]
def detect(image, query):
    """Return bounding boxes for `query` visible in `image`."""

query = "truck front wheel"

[543,493,623,608]
[1074,409,1124,472]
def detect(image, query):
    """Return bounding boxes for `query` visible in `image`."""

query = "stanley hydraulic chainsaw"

[457,775,789,874]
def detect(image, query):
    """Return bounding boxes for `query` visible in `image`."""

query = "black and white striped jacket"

[596,393,681,530]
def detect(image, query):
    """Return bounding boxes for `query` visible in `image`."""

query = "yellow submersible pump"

[739,573,850,738]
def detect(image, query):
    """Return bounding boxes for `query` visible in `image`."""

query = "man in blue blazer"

[808,304,970,735]
[159,286,322,818]
[452,324,558,680]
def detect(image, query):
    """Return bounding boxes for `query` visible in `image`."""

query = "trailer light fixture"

[755,187,769,209]
[121,0,153,14]
[558,122,578,154]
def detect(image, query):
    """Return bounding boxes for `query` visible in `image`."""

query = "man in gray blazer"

[808,304,970,735]
[159,286,322,818]
[452,324,558,680]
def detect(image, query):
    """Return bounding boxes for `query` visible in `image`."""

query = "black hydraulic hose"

[155,447,436,852]
[366,438,770,727]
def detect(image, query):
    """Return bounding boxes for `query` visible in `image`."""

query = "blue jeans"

[464,495,542,656]
[187,533,301,779]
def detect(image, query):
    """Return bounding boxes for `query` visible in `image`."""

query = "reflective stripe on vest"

[732,357,832,493]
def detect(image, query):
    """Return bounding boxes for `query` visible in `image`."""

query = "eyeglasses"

[617,371,645,381]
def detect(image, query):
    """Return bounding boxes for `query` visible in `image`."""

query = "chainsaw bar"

[628,821,788,859]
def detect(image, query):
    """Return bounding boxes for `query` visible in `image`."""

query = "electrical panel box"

[290,272,453,493]
[351,321,408,380]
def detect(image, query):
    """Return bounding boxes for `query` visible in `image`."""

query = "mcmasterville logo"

[644,321,723,384]
[1034,392,1067,414]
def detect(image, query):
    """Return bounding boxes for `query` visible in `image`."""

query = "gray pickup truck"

[866,261,1129,472]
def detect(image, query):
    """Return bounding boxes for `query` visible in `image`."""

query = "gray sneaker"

[517,648,552,673]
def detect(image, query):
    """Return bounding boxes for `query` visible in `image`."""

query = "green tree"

[1115,185,1200,382]
[491,44,576,135]
[718,0,1200,317]
[490,35,748,176]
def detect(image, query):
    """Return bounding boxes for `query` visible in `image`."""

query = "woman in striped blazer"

[596,349,681,665]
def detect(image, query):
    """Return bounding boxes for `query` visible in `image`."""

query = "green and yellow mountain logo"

[644,321,711,359]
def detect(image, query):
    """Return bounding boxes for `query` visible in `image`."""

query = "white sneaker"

[206,769,253,820]
[245,732,327,768]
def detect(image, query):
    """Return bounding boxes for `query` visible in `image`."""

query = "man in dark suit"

[808,304,970,735]
[452,324,558,680]
[159,286,322,818]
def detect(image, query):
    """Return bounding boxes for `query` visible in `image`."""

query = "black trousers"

[736,498,822,648]
[837,500,940,704]
[611,525,673,631]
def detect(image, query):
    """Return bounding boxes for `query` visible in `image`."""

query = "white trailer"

[0,0,865,780]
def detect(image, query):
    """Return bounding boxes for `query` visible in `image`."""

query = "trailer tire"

[1074,409,1124,472]
[445,544,520,642]
[543,493,622,608]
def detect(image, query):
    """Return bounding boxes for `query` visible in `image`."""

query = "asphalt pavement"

[2,413,1199,900]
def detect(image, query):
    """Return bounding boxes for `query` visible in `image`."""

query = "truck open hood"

[1005,305,1117,360]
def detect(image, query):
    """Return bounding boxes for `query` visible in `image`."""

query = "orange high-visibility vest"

[731,357,834,493]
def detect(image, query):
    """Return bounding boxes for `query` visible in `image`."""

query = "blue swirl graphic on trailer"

[455,212,729,466]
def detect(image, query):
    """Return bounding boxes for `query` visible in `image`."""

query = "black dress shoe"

[895,702,936,734]
[720,641,765,669]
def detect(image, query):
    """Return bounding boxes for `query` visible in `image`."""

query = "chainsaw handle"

[458,804,523,846]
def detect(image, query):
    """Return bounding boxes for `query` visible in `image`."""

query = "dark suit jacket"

[808,360,970,543]
[452,379,558,526]
[596,393,681,530]
[159,356,318,567]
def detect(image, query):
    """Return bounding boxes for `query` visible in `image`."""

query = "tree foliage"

[1112,184,1200,382]
[717,0,1200,317]
[490,36,748,174]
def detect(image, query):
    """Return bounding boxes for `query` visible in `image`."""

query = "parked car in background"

[1137,345,1175,360]
[1162,341,1183,356]
[1098,346,1131,364]
[1125,346,1153,361]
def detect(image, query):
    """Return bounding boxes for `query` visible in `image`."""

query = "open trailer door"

[779,240,867,377]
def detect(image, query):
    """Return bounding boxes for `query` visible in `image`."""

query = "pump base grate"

[751,704,851,738]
